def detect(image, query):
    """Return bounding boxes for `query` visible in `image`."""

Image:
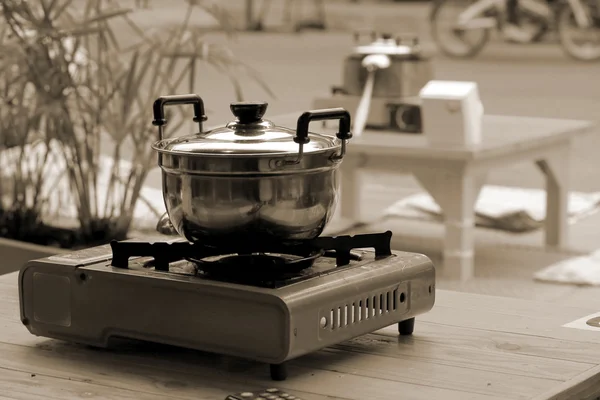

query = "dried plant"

[0,62,55,243]
[0,0,274,246]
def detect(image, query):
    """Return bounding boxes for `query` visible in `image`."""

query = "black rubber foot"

[270,363,288,381]
[398,317,415,335]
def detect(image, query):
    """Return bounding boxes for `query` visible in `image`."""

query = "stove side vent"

[321,283,409,331]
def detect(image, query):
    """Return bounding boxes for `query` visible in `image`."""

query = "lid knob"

[230,102,268,124]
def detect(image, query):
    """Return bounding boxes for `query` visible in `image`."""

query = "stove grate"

[108,231,395,287]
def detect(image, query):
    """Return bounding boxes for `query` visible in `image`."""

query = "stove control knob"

[240,393,254,398]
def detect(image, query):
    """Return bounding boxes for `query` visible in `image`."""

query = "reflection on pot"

[162,170,339,244]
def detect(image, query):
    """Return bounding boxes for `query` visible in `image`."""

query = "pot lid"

[155,102,338,156]
[354,33,420,56]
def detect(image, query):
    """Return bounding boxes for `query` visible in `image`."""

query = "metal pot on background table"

[151,94,352,244]
[341,31,433,99]
[343,32,433,135]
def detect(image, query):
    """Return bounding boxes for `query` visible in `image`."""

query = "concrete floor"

[122,0,600,305]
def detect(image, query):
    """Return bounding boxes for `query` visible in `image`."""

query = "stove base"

[19,243,435,381]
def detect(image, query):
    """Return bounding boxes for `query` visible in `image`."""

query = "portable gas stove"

[18,231,436,381]
[312,31,433,134]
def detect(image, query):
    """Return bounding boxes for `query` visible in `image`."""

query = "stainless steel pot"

[340,32,433,98]
[151,94,352,244]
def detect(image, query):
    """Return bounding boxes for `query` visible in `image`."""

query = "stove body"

[18,232,435,380]
[314,92,423,134]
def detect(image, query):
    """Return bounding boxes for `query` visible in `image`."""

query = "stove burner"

[190,249,325,276]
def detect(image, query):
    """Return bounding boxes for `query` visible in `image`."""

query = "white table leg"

[340,155,363,223]
[414,168,485,281]
[536,144,571,248]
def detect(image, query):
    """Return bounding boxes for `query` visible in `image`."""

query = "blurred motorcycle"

[430,0,600,61]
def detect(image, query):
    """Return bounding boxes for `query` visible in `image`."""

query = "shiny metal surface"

[153,111,337,158]
[151,96,352,243]
[156,212,178,235]
[341,32,433,98]
[161,169,340,243]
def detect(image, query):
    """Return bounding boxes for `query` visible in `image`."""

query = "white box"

[419,80,484,147]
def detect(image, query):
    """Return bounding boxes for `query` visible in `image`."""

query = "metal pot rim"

[151,95,353,173]
[151,133,343,158]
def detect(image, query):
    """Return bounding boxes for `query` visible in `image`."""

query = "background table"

[271,114,594,281]
[2,271,600,399]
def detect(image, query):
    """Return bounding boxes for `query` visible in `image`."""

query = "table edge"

[532,364,600,400]
[268,113,596,162]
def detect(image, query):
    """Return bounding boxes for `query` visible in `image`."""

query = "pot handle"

[294,108,352,163]
[151,94,208,140]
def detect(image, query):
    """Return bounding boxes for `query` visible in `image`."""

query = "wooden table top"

[2,272,600,399]
[268,113,595,161]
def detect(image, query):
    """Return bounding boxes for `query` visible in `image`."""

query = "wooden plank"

[375,321,600,365]
[0,339,506,400]
[533,365,600,400]
[0,345,322,399]
[418,304,600,345]
[432,291,598,321]
[10,335,562,399]
[295,347,561,399]
[0,367,186,400]
[331,327,593,380]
